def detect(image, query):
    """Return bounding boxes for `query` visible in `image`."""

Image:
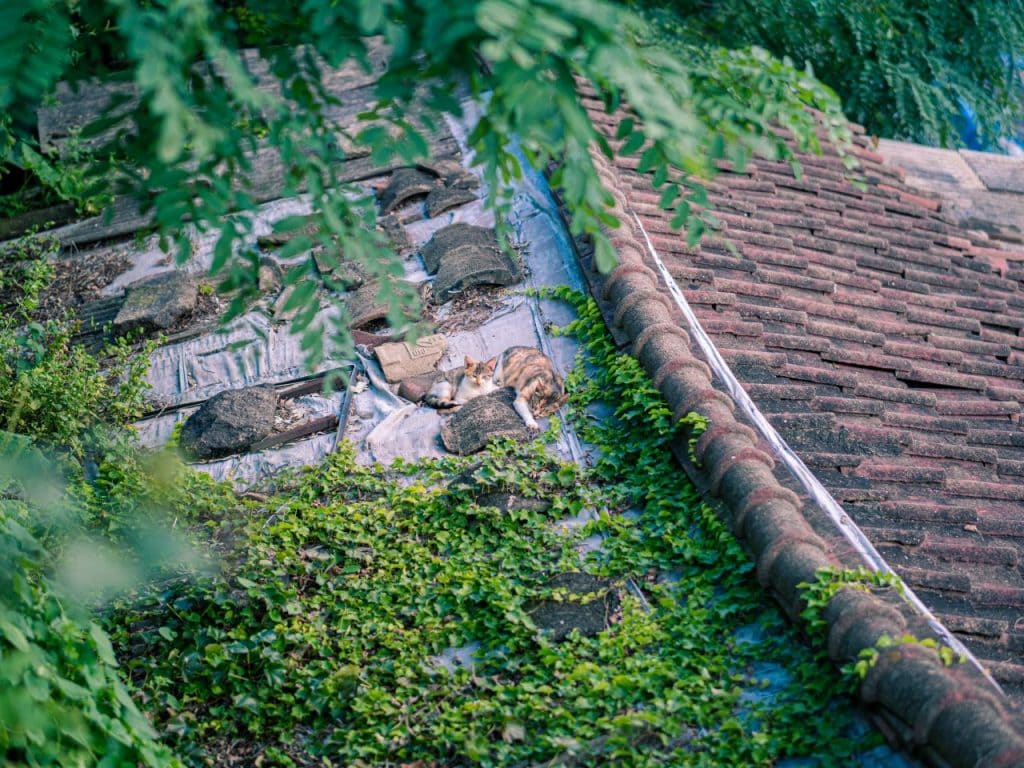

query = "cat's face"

[464,355,497,385]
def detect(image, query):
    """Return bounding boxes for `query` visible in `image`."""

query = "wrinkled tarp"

[130,103,587,485]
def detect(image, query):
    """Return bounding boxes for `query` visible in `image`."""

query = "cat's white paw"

[525,418,540,431]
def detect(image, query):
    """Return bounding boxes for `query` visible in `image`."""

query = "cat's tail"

[423,393,462,411]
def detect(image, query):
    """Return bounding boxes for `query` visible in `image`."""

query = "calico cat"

[424,346,568,429]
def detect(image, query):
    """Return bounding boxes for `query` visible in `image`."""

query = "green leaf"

[619,131,644,156]
[282,279,317,312]
[658,183,679,209]
[89,623,118,667]
[0,617,29,651]
[685,218,705,248]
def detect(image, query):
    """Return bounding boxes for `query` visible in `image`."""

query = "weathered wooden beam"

[38,41,390,151]
[249,414,339,451]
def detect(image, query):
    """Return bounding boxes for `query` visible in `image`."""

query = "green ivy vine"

[95,290,878,766]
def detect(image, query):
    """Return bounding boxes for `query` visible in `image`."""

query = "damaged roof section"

[0,39,544,481]
[569,81,1024,766]
[878,140,1024,246]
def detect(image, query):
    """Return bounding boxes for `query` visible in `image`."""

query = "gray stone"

[179,386,279,460]
[426,186,478,217]
[420,223,499,273]
[440,388,532,454]
[377,168,437,213]
[113,271,198,336]
[526,572,620,642]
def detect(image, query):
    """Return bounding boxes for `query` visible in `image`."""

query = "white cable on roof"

[632,211,1002,693]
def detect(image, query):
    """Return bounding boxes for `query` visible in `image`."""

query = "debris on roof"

[527,572,622,642]
[113,271,199,337]
[375,334,447,383]
[179,386,279,460]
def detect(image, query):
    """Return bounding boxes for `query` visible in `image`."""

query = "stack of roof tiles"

[570,83,1024,766]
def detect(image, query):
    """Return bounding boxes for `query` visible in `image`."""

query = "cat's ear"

[484,358,497,372]
[464,355,476,367]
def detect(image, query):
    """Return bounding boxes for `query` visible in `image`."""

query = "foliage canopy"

[1,0,849,365]
[646,0,1024,147]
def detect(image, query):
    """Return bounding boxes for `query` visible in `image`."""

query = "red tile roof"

[569,85,1024,766]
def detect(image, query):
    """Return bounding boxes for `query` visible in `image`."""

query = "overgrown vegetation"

[798,566,966,687]
[0,236,179,766]
[83,291,873,766]
[641,0,1024,147]
[0,235,154,458]
[0,238,878,764]
[797,566,905,639]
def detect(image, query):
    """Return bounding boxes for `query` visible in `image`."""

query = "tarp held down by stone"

[113,271,198,337]
[418,222,523,303]
[179,386,279,460]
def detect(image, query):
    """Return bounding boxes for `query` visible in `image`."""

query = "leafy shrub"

[0,436,181,768]
[0,235,153,457]
[0,238,181,767]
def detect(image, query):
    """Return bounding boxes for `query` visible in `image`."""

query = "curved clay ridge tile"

[582,147,1024,767]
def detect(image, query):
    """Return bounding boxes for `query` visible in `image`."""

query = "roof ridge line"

[579,146,1024,767]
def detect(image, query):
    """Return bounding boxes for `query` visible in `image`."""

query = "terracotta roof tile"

[833,292,906,313]
[781,296,857,322]
[898,567,972,593]
[934,400,1019,417]
[735,302,807,324]
[821,347,913,372]
[714,277,783,299]
[808,320,884,346]
[852,383,937,407]
[882,341,962,366]
[568,99,1024,763]
[811,395,885,415]
[896,366,987,390]
[878,501,977,524]
[905,439,998,464]
[930,333,1011,357]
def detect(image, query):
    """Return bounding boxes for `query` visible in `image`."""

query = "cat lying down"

[423,346,567,430]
